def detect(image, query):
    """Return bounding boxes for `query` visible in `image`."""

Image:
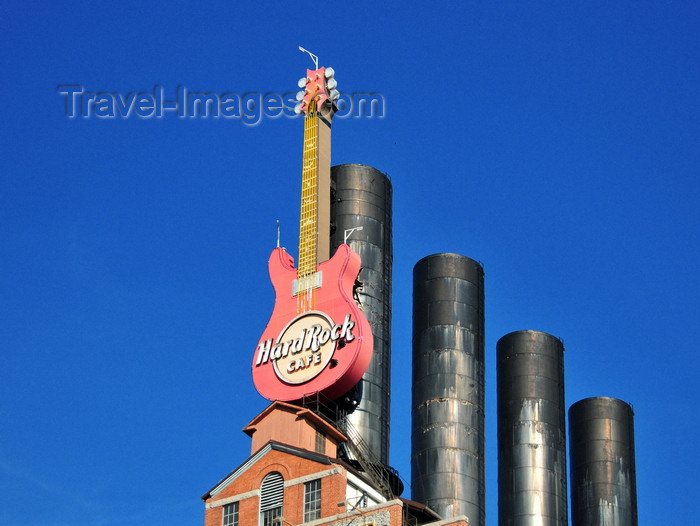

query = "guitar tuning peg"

[297,77,307,88]
[326,78,337,90]
[325,67,335,79]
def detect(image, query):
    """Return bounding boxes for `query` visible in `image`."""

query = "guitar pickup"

[293,272,323,296]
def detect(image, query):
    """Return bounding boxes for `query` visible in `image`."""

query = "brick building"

[202,401,468,526]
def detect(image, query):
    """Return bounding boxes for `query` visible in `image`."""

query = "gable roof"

[201,440,334,501]
[242,401,347,443]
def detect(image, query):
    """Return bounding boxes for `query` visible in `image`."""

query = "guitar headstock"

[294,67,340,115]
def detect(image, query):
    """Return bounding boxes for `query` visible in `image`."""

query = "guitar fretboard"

[298,105,318,279]
[297,102,320,311]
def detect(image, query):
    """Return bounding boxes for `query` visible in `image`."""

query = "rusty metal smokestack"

[330,163,392,466]
[569,397,638,526]
[497,330,568,526]
[411,253,485,525]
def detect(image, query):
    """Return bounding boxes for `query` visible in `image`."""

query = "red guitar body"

[252,244,373,401]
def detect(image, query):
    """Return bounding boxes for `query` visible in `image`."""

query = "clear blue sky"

[1,2,698,525]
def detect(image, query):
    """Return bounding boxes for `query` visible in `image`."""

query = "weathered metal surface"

[497,330,567,526]
[569,397,638,526]
[411,254,485,526]
[330,164,393,466]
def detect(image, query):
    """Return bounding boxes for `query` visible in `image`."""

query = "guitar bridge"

[293,271,323,296]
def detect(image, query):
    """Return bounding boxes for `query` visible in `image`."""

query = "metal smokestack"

[411,253,485,525]
[330,163,392,465]
[497,330,568,526]
[569,397,638,526]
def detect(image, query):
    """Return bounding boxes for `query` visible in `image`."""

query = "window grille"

[260,472,283,526]
[303,479,321,522]
[315,428,326,454]
[222,502,238,526]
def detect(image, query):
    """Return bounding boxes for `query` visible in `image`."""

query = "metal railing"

[299,394,395,499]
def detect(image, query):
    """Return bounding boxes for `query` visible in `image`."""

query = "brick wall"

[204,448,348,525]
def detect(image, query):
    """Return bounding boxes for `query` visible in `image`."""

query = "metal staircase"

[335,416,394,498]
[299,393,399,499]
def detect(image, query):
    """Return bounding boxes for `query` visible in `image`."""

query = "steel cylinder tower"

[497,330,567,526]
[411,253,485,525]
[330,163,393,466]
[569,397,638,526]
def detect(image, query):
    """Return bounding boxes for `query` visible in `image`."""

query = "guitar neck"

[297,105,332,279]
[298,109,319,278]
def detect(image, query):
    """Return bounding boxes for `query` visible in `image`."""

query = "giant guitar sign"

[252,65,373,401]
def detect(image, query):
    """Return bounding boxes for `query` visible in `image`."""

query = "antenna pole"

[276,220,280,248]
[298,46,319,69]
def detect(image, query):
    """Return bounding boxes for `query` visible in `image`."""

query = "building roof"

[242,400,347,442]
[202,400,396,510]
[399,496,443,522]
[201,440,334,501]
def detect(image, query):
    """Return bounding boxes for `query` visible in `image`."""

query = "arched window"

[260,471,284,526]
